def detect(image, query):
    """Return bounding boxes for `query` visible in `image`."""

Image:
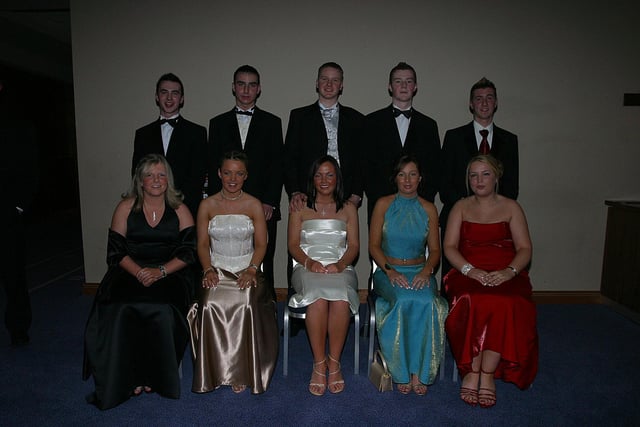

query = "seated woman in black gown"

[83,153,196,410]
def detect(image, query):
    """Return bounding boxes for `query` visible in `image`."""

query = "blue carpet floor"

[1,215,639,426]
[1,269,640,426]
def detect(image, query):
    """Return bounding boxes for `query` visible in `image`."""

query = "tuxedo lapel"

[464,122,478,156]
[244,108,262,150]
[490,126,506,157]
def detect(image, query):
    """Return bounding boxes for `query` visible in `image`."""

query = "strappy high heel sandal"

[478,369,497,408]
[411,375,428,396]
[459,370,480,406]
[309,358,327,396]
[327,355,345,394]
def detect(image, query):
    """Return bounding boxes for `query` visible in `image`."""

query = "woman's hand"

[306,259,328,274]
[324,261,346,274]
[410,271,432,290]
[136,267,163,287]
[201,269,219,288]
[386,268,410,289]
[481,269,515,287]
[467,268,490,286]
[237,269,257,289]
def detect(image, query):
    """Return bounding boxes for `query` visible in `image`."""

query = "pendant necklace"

[319,202,334,217]
[221,189,243,201]
[143,203,162,224]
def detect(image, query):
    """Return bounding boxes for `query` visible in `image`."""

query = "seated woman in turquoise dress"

[188,151,278,395]
[288,155,359,396]
[443,155,538,408]
[369,154,448,395]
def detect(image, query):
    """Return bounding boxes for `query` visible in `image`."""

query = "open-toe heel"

[459,370,479,406]
[478,369,496,408]
[397,383,411,394]
[327,355,345,394]
[309,358,326,396]
[232,384,247,394]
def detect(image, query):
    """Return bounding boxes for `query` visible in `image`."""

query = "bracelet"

[247,264,259,271]
[304,257,311,270]
[202,266,215,279]
[507,265,517,276]
[461,263,474,276]
[159,265,167,278]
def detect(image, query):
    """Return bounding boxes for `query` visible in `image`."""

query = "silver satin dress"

[187,214,278,394]
[289,219,359,314]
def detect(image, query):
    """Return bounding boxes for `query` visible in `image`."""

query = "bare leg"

[479,350,500,408]
[459,353,482,405]
[306,300,328,395]
[327,300,349,394]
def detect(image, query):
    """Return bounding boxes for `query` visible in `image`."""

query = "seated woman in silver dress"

[288,155,360,396]
[188,151,278,395]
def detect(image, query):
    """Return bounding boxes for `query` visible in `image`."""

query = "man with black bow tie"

[284,62,364,213]
[439,77,519,284]
[132,73,207,217]
[207,65,284,300]
[364,62,441,222]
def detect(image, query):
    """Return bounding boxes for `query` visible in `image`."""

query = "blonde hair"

[465,154,504,195]
[125,154,183,211]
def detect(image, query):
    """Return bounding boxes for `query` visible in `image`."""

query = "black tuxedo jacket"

[284,102,364,199]
[364,105,441,219]
[132,116,207,216]
[439,121,519,226]
[207,107,284,220]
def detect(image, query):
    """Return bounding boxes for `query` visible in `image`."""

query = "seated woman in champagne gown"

[443,154,538,408]
[188,151,278,395]
[369,155,448,395]
[83,154,196,410]
[288,155,359,396]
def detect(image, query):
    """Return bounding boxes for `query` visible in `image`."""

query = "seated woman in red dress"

[443,154,538,409]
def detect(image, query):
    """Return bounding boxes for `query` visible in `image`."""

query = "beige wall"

[71,0,640,291]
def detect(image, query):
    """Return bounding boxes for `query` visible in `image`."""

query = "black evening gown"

[83,207,196,410]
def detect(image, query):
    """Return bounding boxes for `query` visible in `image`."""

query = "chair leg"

[354,312,360,375]
[367,299,376,377]
[283,306,289,377]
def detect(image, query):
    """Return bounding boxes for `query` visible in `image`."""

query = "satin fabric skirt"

[289,265,359,314]
[444,270,538,389]
[374,264,448,385]
[187,270,278,394]
[84,301,189,409]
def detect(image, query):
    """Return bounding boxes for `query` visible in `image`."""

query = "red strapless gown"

[444,221,538,389]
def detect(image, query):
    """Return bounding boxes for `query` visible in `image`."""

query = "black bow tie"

[235,109,253,116]
[393,108,412,119]
[159,117,179,127]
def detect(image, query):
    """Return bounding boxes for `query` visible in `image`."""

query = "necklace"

[317,201,335,217]
[143,203,164,224]
[221,189,243,201]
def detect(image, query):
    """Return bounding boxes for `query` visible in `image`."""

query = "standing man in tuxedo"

[0,77,38,346]
[207,65,284,300]
[440,77,519,278]
[284,62,364,212]
[132,73,207,218]
[364,62,441,222]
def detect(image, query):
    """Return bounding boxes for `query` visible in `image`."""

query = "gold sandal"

[309,358,326,396]
[327,355,345,394]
